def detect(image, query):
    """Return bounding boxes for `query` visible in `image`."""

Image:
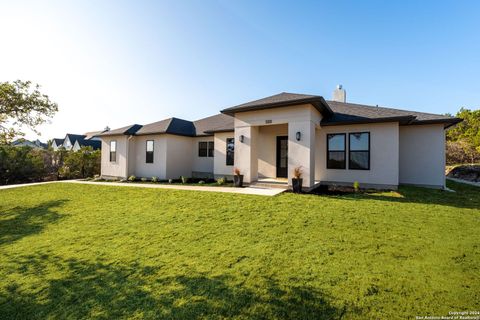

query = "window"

[208,141,214,157]
[146,140,154,163]
[327,134,346,169]
[109,140,116,162]
[198,141,214,157]
[226,138,234,166]
[349,132,370,170]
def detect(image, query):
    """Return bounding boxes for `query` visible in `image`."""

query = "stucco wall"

[399,124,445,188]
[165,134,193,179]
[192,136,214,177]
[316,122,400,188]
[257,124,288,178]
[234,104,322,186]
[213,131,235,177]
[100,135,129,178]
[131,135,167,179]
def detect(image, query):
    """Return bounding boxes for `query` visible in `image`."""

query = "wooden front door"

[276,136,288,178]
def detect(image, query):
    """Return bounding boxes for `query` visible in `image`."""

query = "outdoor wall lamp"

[296,131,301,141]
[240,135,245,143]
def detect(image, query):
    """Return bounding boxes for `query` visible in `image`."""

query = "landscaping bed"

[446,164,480,183]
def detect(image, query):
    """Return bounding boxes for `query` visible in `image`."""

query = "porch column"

[234,125,258,183]
[288,121,316,188]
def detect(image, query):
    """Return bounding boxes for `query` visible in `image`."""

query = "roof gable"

[221,92,333,117]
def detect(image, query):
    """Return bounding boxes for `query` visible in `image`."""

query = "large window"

[109,141,116,162]
[226,138,234,166]
[349,132,370,170]
[327,134,346,169]
[199,141,214,157]
[146,140,154,163]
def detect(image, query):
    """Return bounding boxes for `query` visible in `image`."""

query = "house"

[98,86,461,190]
[11,139,47,149]
[51,138,65,150]
[52,131,104,151]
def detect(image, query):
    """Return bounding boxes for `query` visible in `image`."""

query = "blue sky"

[0,0,478,140]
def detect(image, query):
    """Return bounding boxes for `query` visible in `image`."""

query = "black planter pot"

[292,178,303,193]
[233,175,244,187]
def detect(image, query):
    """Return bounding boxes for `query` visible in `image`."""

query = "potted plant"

[292,167,303,193]
[233,168,243,187]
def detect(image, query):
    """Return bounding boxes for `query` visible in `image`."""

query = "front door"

[276,136,288,178]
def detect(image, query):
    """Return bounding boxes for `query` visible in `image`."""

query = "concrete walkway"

[0,180,286,196]
[446,177,480,188]
[0,181,58,190]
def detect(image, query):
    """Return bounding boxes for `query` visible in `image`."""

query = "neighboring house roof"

[322,100,462,128]
[65,134,87,145]
[53,138,64,146]
[11,139,47,149]
[135,118,196,136]
[220,92,333,117]
[76,139,101,149]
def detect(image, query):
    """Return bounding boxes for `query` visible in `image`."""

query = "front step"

[249,182,289,189]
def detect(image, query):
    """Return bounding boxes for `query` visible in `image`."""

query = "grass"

[0,181,478,319]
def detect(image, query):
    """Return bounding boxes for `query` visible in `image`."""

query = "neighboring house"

[99,86,461,190]
[11,139,47,149]
[51,138,65,150]
[52,131,104,151]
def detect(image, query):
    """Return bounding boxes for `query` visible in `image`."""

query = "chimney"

[332,84,346,103]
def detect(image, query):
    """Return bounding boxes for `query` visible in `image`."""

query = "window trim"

[348,132,370,170]
[207,141,214,157]
[326,133,346,169]
[226,137,234,166]
[109,140,117,162]
[198,141,214,158]
[146,140,154,163]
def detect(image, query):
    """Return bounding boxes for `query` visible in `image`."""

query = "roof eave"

[221,97,333,117]
[406,117,463,129]
[320,115,416,127]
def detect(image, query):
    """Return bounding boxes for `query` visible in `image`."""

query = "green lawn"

[0,182,478,319]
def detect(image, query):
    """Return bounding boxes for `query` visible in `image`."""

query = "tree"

[0,145,46,185]
[446,108,480,164]
[0,80,58,144]
[60,147,101,179]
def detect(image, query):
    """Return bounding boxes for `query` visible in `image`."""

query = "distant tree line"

[0,145,100,185]
[446,108,480,165]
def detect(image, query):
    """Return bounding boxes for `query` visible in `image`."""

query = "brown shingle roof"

[99,124,143,136]
[221,92,333,116]
[135,118,196,136]
[194,114,234,135]
[322,100,461,127]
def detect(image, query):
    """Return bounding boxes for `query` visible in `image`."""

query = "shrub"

[168,179,173,184]
[141,177,147,182]
[128,175,136,182]
[198,180,205,184]
[181,176,188,184]
[151,176,158,183]
[353,181,360,192]
[0,146,46,185]
[59,147,100,179]
[216,177,225,185]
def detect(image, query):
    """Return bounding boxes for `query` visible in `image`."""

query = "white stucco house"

[99,87,461,190]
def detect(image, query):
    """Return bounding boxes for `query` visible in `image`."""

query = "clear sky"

[0,0,479,141]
